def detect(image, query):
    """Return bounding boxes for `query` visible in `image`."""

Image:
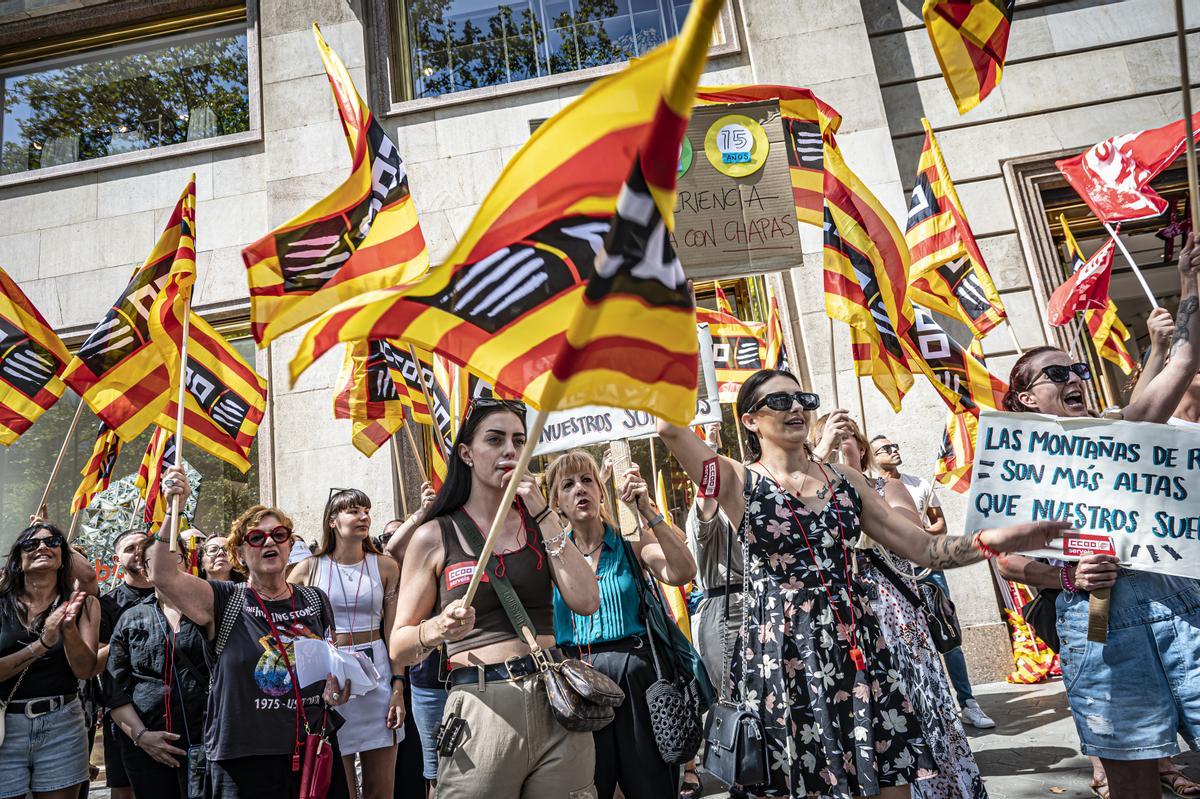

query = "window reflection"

[1,24,249,175]
[407,0,686,98]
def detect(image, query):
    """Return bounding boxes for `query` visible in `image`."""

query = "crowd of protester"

[0,244,1197,799]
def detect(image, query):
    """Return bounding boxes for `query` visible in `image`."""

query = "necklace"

[254,583,292,601]
[780,461,828,501]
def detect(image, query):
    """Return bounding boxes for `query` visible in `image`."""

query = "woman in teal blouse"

[546,450,696,799]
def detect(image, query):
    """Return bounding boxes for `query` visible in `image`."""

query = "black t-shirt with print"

[203,580,335,762]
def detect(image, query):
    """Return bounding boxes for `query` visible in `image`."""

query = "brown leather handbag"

[452,510,624,732]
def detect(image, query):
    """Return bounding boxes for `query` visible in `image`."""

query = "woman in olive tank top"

[389,399,601,799]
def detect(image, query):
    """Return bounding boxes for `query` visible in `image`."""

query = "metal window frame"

[364,0,742,117]
[0,2,262,189]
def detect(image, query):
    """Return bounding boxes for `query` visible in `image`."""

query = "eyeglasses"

[467,397,527,418]
[20,534,64,553]
[1038,362,1092,384]
[202,544,227,556]
[874,444,900,455]
[750,391,821,413]
[243,526,292,548]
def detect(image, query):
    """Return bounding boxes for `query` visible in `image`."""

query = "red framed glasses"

[244,526,292,547]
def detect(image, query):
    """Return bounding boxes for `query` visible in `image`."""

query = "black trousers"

[207,748,350,799]
[120,736,189,799]
[586,641,680,799]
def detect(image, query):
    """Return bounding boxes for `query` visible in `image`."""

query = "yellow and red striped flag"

[934,408,976,493]
[694,86,842,228]
[292,0,726,427]
[765,289,788,371]
[71,422,123,514]
[429,353,456,489]
[903,305,1008,416]
[334,340,411,457]
[242,24,429,346]
[63,181,197,441]
[905,119,1006,337]
[923,0,1013,114]
[697,307,768,403]
[137,426,175,525]
[713,283,734,316]
[0,266,71,445]
[824,141,915,411]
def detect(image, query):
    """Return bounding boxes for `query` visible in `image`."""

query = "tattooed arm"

[840,469,1070,568]
[1125,233,1200,423]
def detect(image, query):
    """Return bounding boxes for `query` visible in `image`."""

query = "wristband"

[973,531,998,559]
[133,728,149,748]
[1060,565,1079,594]
[533,506,552,525]
[416,620,435,651]
[644,512,665,529]
[390,674,406,686]
[37,633,51,649]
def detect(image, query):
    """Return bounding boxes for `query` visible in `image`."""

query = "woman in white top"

[290,488,404,799]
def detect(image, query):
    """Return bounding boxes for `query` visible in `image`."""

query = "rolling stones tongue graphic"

[254,623,320,697]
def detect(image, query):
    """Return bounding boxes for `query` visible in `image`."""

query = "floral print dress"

[859,480,987,799]
[731,468,935,798]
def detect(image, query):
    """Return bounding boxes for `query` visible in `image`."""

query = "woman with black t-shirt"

[146,476,353,799]
[108,542,210,799]
[389,399,601,799]
[0,522,100,799]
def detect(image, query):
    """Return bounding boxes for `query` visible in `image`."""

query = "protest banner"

[963,411,1200,580]
[531,324,720,456]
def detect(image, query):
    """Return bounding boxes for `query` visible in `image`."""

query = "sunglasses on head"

[467,397,527,418]
[874,444,900,455]
[20,533,64,553]
[244,526,292,548]
[751,390,821,413]
[1039,362,1092,383]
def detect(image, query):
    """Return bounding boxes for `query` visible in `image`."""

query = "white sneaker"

[961,699,996,729]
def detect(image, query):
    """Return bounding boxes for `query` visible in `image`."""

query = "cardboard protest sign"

[964,411,1200,579]
[531,324,721,456]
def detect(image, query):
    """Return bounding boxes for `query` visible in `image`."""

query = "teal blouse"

[553,524,647,646]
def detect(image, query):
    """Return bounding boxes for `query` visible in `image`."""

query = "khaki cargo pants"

[437,673,597,799]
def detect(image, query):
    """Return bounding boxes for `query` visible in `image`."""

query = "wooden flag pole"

[66,512,80,543]
[1003,320,1025,355]
[168,309,191,553]
[1178,0,1200,235]
[35,400,86,519]
[1066,319,1086,358]
[732,418,747,463]
[407,344,448,459]
[1103,222,1160,309]
[390,434,409,518]
[826,317,841,409]
[854,375,868,437]
[461,410,548,609]
[401,418,429,484]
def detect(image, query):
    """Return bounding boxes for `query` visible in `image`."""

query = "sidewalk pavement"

[697,678,1200,797]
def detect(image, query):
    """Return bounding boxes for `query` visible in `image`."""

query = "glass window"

[1,23,249,175]
[405,0,688,98]
[0,334,260,566]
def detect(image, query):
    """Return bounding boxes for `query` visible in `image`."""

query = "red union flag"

[1047,215,1116,326]
[1056,112,1200,223]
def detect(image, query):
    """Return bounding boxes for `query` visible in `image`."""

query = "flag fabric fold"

[1056,112,1200,224]
[71,422,123,514]
[922,0,1013,114]
[63,180,196,441]
[697,307,767,403]
[1048,214,1115,326]
[765,290,788,371]
[334,339,411,457]
[292,0,726,427]
[903,304,1008,416]
[137,426,176,525]
[242,23,429,346]
[0,266,71,445]
[904,119,1006,337]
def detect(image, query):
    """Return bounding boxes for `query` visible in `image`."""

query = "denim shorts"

[410,685,447,780]
[0,696,90,797]
[1057,570,1200,760]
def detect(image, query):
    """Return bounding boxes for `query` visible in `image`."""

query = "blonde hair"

[809,414,879,475]
[545,450,614,527]
[227,505,296,575]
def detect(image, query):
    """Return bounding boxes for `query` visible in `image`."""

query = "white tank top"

[317,553,384,633]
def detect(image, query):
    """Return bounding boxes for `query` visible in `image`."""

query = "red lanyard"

[756,462,866,672]
[161,626,175,735]
[249,588,309,771]
[463,503,543,577]
[326,557,367,637]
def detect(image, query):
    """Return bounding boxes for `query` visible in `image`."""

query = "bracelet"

[643,512,665,529]
[390,674,406,686]
[533,506,553,525]
[133,728,149,748]
[544,529,569,558]
[1060,565,1079,594]
[973,531,998,559]
[37,633,51,649]
[416,620,435,652]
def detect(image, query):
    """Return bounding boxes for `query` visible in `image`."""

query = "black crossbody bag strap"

[862,548,925,609]
[450,510,539,643]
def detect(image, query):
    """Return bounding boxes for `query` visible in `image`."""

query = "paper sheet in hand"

[293,638,380,695]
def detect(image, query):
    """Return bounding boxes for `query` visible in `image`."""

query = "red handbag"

[300,716,334,799]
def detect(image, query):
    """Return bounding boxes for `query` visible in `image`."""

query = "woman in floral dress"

[810,412,988,799]
[657,369,1066,798]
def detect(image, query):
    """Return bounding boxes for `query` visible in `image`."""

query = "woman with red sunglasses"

[145,473,353,799]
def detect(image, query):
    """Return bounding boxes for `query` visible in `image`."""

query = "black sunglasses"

[467,397,527,417]
[874,444,900,455]
[1038,363,1092,384]
[751,391,821,413]
[20,533,64,553]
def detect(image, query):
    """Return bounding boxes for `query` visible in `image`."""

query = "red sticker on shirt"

[1062,533,1116,558]
[698,457,720,498]
[445,561,487,591]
